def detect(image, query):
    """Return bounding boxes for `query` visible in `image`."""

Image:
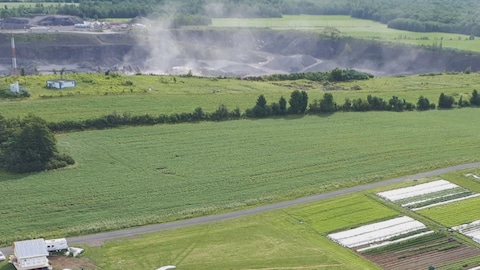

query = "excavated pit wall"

[1,29,480,76]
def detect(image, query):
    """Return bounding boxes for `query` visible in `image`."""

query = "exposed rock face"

[0,29,479,76]
[0,15,84,29]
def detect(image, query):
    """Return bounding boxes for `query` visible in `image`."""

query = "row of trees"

[0,0,364,20]
[0,114,74,173]
[4,0,480,36]
[250,90,480,117]
[45,89,480,134]
[246,69,374,82]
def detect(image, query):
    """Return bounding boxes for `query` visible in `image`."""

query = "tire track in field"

[171,227,209,265]
[2,162,480,255]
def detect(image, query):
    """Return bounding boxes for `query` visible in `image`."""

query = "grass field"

[415,173,480,227]
[0,108,479,246]
[212,15,480,53]
[77,182,480,270]
[87,194,392,270]
[1,72,479,122]
[1,13,480,270]
[288,193,398,234]
[417,196,480,227]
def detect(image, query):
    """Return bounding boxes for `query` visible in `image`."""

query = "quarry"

[2,24,480,77]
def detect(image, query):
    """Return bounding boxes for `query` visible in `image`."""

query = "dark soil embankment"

[0,29,479,76]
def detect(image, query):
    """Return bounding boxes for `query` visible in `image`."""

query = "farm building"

[11,238,51,270]
[46,79,76,89]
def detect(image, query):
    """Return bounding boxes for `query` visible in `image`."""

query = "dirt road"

[2,161,479,255]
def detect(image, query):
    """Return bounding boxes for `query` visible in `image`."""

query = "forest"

[1,0,480,35]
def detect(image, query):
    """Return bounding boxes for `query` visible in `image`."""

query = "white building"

[10,81,20,93]
[29,26,49,33]
[11,239,51,270]
[46,79,76,89]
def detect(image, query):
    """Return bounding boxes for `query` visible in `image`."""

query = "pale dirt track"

[2,162,480,255]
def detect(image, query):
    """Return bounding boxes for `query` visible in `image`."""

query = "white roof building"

[46,79,76,89]
[12,239,50,270]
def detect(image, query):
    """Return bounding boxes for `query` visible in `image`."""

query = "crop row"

[411,194,480,211]
[357,230,435,253]
[377,179,480,211]
[453,220,480,244]
[405,191,475,210]
[397,186,469,205]
[417,196,480,227]
[377,180,458,202]
[360,231,450,255]
[327,216,426,248]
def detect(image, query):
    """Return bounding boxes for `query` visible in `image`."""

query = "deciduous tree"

[3,115,57,173]
[288,90,308,114]
[470,89,480,106]
[438,93,454,108]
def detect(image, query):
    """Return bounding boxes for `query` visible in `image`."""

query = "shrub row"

[48,105,242,132]
[244,68,374,82]
[47,89,480,133]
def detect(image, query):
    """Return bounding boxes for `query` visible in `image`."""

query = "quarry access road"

[1,162,480,255]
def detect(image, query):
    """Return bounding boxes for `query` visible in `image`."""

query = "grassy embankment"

[212,15,480,53]
[0,72,479,122]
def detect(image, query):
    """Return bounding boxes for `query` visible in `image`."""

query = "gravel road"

[2,161,479,255]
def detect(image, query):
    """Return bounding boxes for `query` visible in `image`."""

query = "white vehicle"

[0,251,5,262]
[156,266,176,270]
[45,238,69,252]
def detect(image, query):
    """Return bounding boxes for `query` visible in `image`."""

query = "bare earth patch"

[49,254,97,270]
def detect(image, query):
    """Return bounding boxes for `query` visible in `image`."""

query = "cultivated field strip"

[356,230,434,252]
[327,216,426,248]
[377,180,459,202]
[417,195,480,227]
[453,220,480,244]
[377,179,479,211]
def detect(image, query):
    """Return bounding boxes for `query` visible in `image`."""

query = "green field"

[87,194,392,270]
[415,173,480,227]
[417,196,480,227]
[1,108,479,246]
[1,72,479,122]
[212,15,480,53]
[1,11,480,270]
[287,193,398,234]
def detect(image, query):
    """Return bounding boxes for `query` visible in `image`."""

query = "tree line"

[3,0,480,36]
[45,89,480,133]
[246,68,373,82]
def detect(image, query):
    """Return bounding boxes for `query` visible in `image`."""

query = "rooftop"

[14,239,49,259]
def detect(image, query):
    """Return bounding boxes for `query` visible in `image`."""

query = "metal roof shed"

[12,239,50,270]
